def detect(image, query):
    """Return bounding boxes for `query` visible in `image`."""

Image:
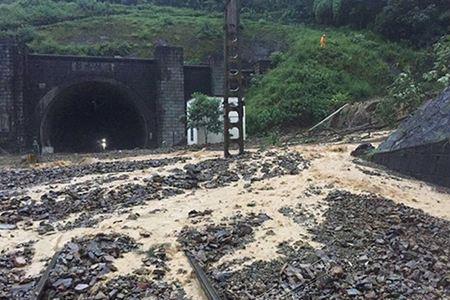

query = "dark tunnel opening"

[43,81,147,153]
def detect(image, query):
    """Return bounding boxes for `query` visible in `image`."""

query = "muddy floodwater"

[1,134,449,299]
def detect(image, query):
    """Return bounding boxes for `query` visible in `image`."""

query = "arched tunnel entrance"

[41,81,148,153]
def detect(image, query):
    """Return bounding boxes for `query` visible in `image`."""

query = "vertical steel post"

[224,0,244,157]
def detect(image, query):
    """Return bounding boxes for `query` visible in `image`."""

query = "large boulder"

[373,87,450,188]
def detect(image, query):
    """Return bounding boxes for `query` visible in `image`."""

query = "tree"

[186,93,223,145]
[375,0,449,46]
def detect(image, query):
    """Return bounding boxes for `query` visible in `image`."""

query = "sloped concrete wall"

[378,88,450,152]
[373,140,450,188]
[373,87,450,188]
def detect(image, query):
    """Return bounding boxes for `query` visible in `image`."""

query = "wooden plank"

[308,103,350,132]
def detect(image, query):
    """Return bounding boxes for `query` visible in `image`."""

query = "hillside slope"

[0,1,424,133]
[0,2,296,63]
[246,31,422,133]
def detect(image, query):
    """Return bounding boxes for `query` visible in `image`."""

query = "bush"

[427,35,450,88]
[245,30,412,134]
[378,35,450,124]
[377,72,424,125]
[375,0,449,46]
[0,0,118,32]
[196,21,220,40]
[15,26,37,43]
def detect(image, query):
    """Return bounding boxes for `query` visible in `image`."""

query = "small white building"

[186,97,246,145]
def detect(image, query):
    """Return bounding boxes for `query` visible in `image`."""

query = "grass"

[245,29,423,134]
[25,6,300,63]
[0,1,424,135]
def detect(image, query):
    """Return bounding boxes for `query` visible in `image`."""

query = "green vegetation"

[378,35,450,124]
[0,1,298,62]
[124,0,449,46]
[246,30,421,133]
[0,0,447,136]
[186,93,222,144]
[0,0,123,31]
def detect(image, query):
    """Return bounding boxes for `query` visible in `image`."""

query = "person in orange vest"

[320,34,327,48]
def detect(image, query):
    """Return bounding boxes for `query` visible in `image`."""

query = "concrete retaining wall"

[373,140,450,188]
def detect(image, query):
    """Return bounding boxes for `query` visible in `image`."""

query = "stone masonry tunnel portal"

[0,40,269,153]
[41,81,147,153]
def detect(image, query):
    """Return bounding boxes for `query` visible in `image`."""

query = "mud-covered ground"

[0,134,449,299]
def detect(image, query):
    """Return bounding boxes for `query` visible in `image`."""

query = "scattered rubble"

[309,190,450,299]
[32,235,188,299]
[0,233,186,299]
[205,191,450,299]
[175,150,308,189]
[87,275,187,299]
[0,241,36,299]
[4,145,446,299]
[178,212,271,267]
[278,203,318,228]
[0,157,188,191]
[59,213,108,231]
[0,151,308,229]
[44,233,138,299]
[140,244,170,279]
[188,209,213,219]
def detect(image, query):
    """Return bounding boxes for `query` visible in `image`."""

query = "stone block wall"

[372,140,450,188]
[155,46,186,147]
[208,55,225,97]
[0,39,25,152]
[0,42,271,152]
[184,65,211,101]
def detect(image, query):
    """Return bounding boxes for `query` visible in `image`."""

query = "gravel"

[196,190,450,299]
[1,151,308,229]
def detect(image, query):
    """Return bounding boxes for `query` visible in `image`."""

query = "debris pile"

[87,274,186,299]
[206,191,450,299]
[0,182,176,226]
[0,157,188,191]
[140,244,169,279]
[87,245,186,299]
[178,212,271,266]
[169,150,308,189]
[0,241,36,299]
[278,203,318,228]
[1,145,449,299]
[44,234,138,299]
[309,190,450,298]
[0,151,308,230]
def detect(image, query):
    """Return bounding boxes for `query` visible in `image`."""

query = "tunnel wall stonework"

[0,39,25,152]
[26,53,160,149]
[0,45,200,152]
[0,42,268,152]
[0,41,14,149]
[155,47,185,147]
[184,65,211,101]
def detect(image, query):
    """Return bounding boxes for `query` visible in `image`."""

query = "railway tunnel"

[40,80,149,153]
[1,42,268,153]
